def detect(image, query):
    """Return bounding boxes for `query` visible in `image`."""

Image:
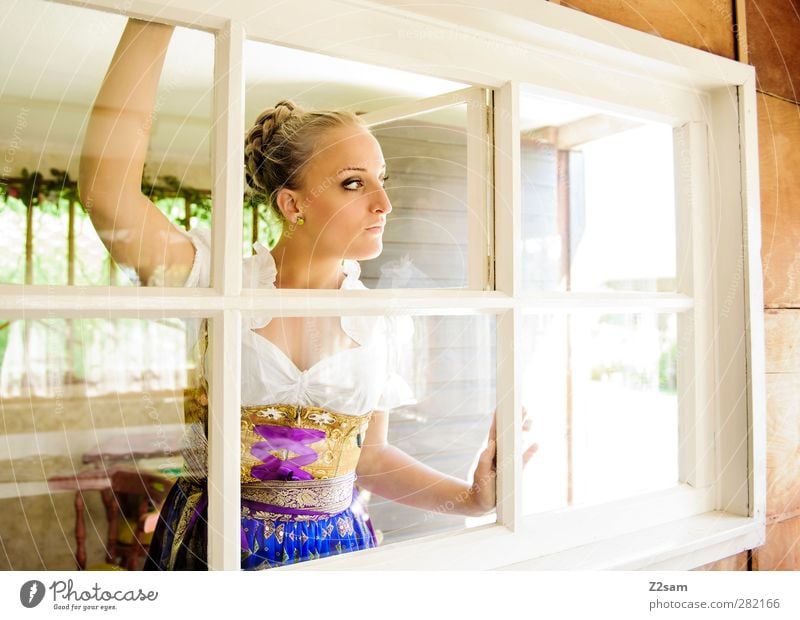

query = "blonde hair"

[244,99,364,219]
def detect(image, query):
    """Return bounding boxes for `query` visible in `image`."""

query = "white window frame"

[2,0,763,570]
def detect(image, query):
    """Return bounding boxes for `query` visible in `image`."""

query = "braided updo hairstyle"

[244,99,365,220]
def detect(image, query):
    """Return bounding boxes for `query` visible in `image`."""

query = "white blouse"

[180,226,416,416]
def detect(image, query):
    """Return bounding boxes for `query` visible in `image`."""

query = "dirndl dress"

[142,233,416,570]
[145,395,377,570]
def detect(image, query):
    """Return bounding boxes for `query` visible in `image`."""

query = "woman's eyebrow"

[336,164,387,174]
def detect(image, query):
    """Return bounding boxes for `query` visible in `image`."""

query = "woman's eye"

[343,176,389,191]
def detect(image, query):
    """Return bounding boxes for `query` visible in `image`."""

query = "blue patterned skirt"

[144,477,378,570]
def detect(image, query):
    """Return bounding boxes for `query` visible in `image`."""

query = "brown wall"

[554,0,800,570]
[747,0,800,571]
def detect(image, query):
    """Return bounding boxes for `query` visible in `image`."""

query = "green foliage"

[658,341,677,394]
[1,167,284,249]
[0,321,10,379]
[0,168,286,380]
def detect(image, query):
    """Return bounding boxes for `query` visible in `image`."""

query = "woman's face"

[293,124,392,261]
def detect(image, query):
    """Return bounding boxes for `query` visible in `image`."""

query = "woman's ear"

[274,187,302,223]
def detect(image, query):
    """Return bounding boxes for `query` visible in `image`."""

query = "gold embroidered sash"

[182,319,373,485]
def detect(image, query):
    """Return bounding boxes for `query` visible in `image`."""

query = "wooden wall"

[554,0,800,571]
[747,0,800,572]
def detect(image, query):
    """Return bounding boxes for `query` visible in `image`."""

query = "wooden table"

[48,466,175,570]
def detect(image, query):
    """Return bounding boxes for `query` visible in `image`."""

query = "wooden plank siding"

[360,119,469,290]
[744,0,800,104]
[760,94,800,307]
[559,0,736,59]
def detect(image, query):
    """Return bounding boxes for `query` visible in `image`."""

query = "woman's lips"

[366,225,384,233]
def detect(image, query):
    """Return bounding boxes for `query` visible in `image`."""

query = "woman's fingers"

[522,417,533,432]
[524,442,539,464]
[521,405,532,432]
[480,434,496,462]
[486,406,537,469]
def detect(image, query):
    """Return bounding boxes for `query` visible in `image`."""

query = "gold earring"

[296,215,305,226]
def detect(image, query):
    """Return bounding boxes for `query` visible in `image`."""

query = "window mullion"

[466,87,492,290]
[212,19,245,298]
[207,311,242,570]
[207,18,245,571]
[494,81,521,297]
[494,81,522,530]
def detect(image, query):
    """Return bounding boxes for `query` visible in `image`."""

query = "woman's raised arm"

[78,18,195,287]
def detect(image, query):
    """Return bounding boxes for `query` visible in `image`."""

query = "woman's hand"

[468,406,538,516]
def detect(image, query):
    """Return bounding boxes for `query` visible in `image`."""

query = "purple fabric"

[250,424,326,481]
[186,493,208,535]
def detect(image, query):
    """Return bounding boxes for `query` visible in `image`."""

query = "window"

[0,0,763,571]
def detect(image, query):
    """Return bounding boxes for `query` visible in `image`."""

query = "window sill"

[275,511,762,571]
[497,512,762,570]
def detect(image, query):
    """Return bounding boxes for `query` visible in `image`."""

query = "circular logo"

[19,580,46,608]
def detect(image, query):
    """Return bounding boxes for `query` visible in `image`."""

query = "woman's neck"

[270,237,345,289]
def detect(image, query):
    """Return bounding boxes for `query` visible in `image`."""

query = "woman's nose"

[372,186,392,214]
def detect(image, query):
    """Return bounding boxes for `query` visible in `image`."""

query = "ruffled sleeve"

[246,242,279,330]
[179,226,212,356]
[181,226,212,289]
[375,315,417,411]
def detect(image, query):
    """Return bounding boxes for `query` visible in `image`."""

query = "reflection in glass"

[519,87,676,293]
[522,312,678,515]
[366,105,470,289]
[373,314,497,543]
[0,317,197,570]
[0,1,213,286]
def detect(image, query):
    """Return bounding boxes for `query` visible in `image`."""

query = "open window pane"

[365,104,472,289]
[236,312,496,567]
[0,316,202,570]
[0,1,213,287]
[519,86,677,293]
[522,312,679,516]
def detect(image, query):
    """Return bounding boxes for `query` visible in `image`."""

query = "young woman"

[79,18,538,570]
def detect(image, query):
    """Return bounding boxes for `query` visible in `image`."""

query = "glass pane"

[0,316,201,570]
[242,37,472,289]
[519,86,677,293]
[367,105,470,288]
[521,312,679,515]
[239,312,496,567]
[0,3,213,287]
